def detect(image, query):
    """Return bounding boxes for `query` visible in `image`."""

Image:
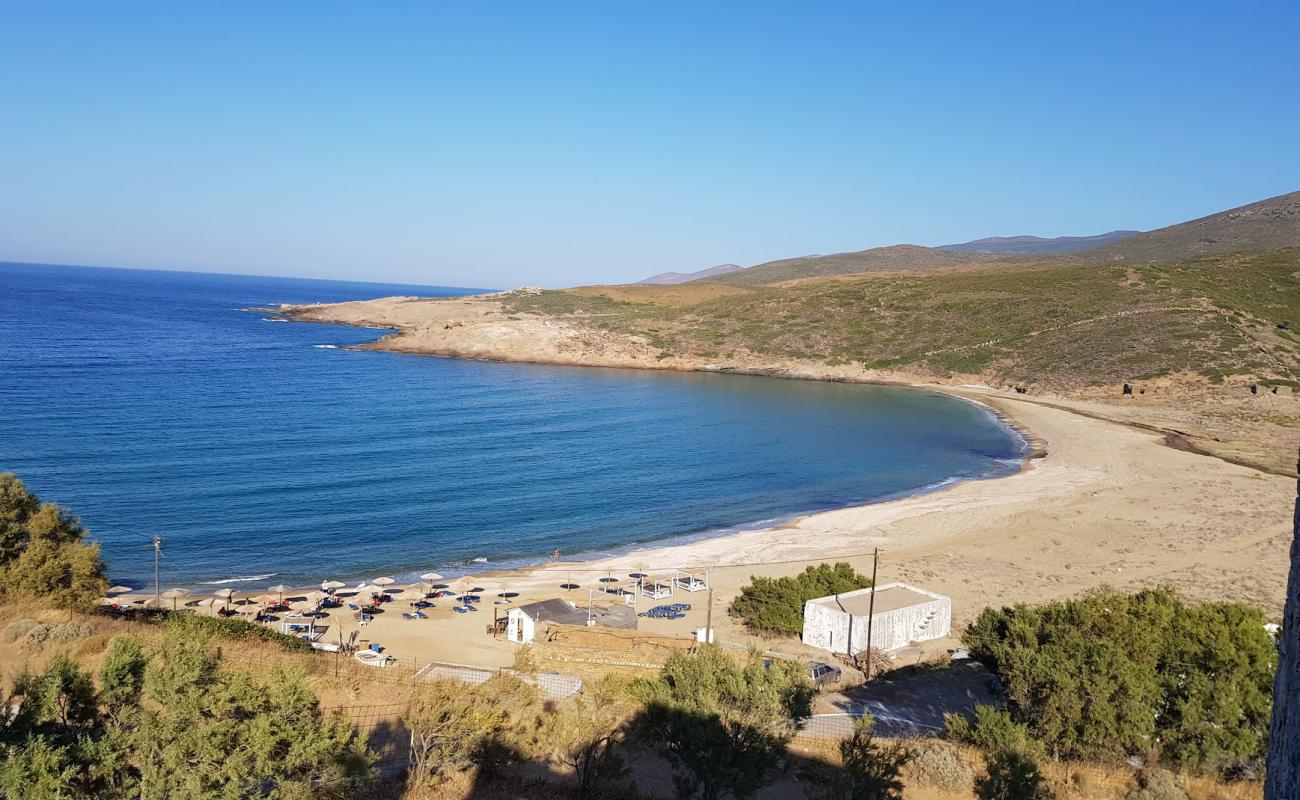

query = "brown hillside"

[707,244,996,285]
[1089,189,1300,262]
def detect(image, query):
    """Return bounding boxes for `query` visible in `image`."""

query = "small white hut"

[801,582,950,656]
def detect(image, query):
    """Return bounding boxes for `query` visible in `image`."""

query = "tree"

[404,676,534,788]
[974,749,1054,800]
[963,587,1276,775]
[729,562,872,635]
[540,676,632,798]
[817,715,912,800]
[0,474,107,610]
[635,645,813,800]
[134,625,368,799]
[0,623,372,800]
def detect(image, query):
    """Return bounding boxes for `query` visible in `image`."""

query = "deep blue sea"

[0,262,1025,589]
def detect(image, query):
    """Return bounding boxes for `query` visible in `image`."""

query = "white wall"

[801,584,952,655]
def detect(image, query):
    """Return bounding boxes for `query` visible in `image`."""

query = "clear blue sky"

[3,2,1298,288]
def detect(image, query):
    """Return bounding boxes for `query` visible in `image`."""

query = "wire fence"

[222,641,583,700]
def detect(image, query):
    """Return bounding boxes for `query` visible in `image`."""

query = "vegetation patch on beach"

[728,562,872,634]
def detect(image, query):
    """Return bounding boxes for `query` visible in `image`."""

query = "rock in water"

[1266,448,1300,799]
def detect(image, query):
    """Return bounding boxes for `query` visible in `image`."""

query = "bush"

[729,562,872,634]
[0,474,108,611]
[1124,768,1188,800]
[634,645,813,799]
[975,749,1054,800]
[945,706,1041,759]
[816,715,912,800]
[963,587,1275,775]
[905,740,974,790]
[160,610,314,651]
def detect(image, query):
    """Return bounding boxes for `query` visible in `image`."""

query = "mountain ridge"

[637,263,743,285]
[939,230,1140,255]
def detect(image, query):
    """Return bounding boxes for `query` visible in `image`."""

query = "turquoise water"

[0,262,1025,589]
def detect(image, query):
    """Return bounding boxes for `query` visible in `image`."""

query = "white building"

[801,582,951,656]
[506,599,588,644]
[506,598,638,644]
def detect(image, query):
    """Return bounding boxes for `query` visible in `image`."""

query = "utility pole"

[705,587,714,645]
[863,548,880,680]
[152,536,162,607]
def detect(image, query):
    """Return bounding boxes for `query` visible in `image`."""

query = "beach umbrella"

[212,587,237,612]
[396,588,425,603]
[268,584,289,603]
[371,576,396,587]
[305,590,328,603]
[253,593,279,605]
[138,597,163,609]
[107,585,134,595]
[419,571,444,581]
[496,591,519,604]
[321,580,346,593]
[161,587,191,611]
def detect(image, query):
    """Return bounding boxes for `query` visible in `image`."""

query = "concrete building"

[801,582,951,656]
[506,598,637,644]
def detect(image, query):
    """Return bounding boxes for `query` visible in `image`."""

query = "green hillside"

[508,250,1300,389]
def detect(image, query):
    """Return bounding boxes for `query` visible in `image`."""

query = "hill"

[1088,190,1300,262]
[705,244,993,285]
[638,263,743,284]
[939,230,1140,255]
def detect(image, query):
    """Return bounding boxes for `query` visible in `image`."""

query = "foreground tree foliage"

[0,474,107,611]
[963,587,1276,776]
[814,715,912,800]
[728,562,872,634]
[0,619,370,799]
[634,644,814,800]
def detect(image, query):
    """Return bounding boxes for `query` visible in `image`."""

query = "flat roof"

[811,586,935,617]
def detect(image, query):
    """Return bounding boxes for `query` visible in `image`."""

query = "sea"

[0,261,1026,589]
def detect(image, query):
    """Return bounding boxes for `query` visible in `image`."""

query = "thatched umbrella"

[320,580,346,594]
[107,585,134,596]
[419,571,444,582]
[160,587,191,611]
[212,587,237,612]
[371,576,396,587]
[267,584,289,604]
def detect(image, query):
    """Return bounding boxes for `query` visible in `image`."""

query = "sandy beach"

[134,383,1295,674]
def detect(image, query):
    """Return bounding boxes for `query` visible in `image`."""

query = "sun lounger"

[402,611,427,620]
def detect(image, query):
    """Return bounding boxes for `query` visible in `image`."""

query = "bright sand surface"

[142,386,1295,672]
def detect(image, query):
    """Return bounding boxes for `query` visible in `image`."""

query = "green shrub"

[816,715,912,799]
[974,749,1054,800]
[634,645,813,799]
[945,706,1041,759]
[0,474,108,611]
[963,587,1275,775]
[160,611,314,652]
[728,562,872,634]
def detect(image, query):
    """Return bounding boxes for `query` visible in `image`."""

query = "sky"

[2,2,1298,289]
